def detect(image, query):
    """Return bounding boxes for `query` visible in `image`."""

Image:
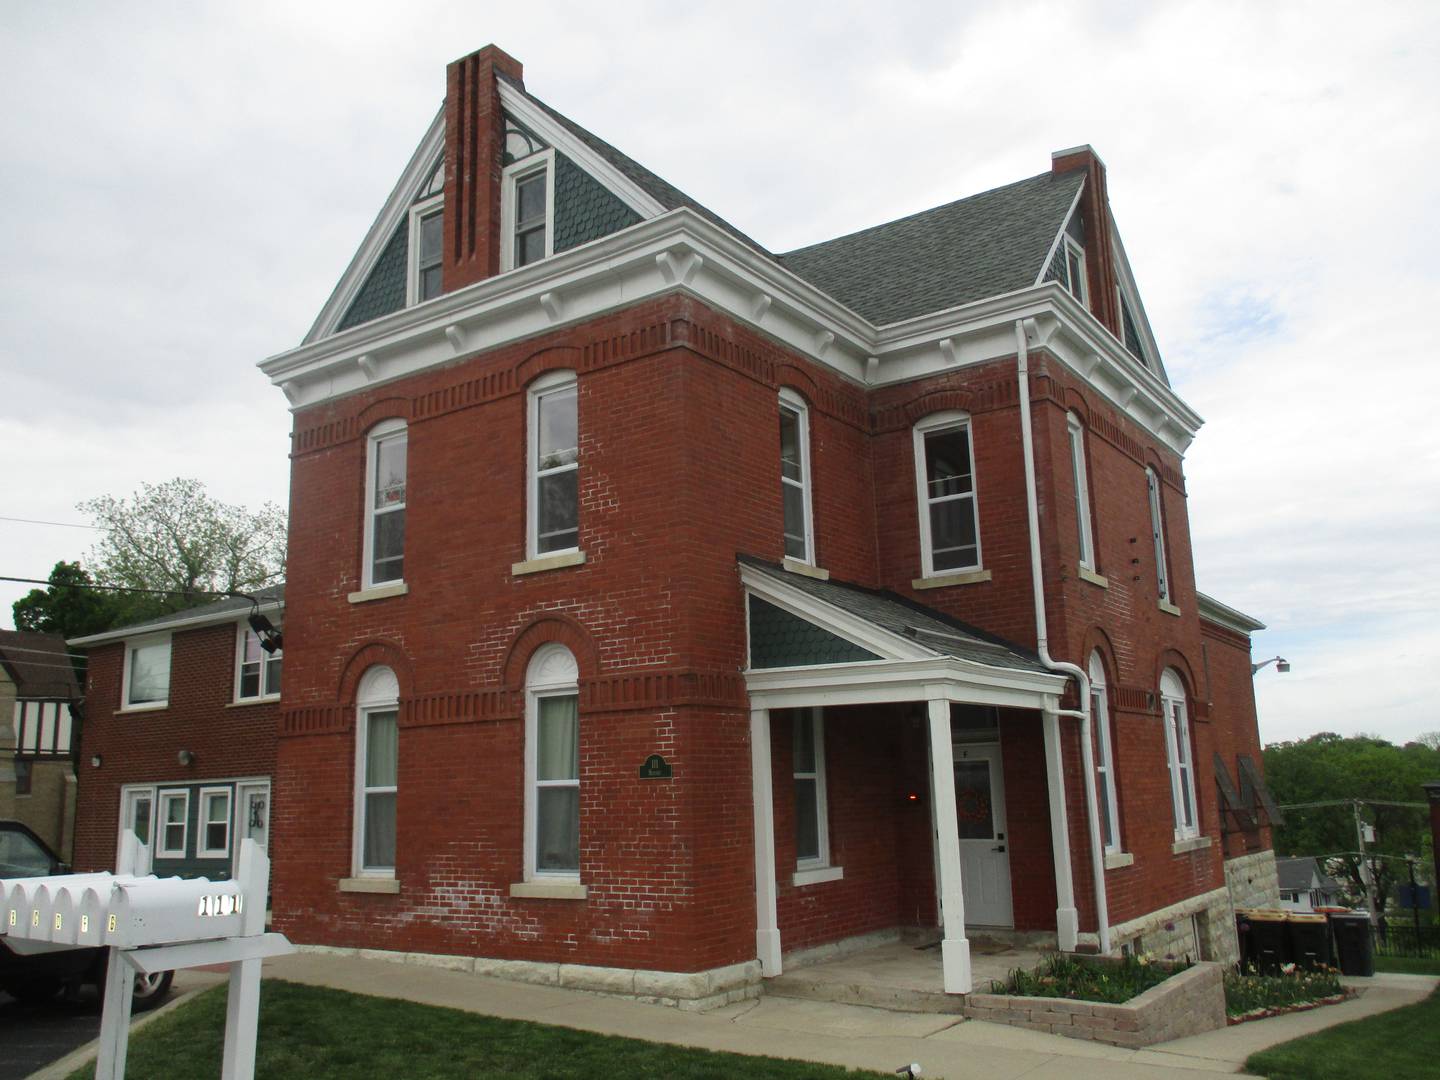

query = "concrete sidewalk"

[246,952,1436,1079]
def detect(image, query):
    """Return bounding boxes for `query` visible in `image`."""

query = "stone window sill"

[118,703,168,715]
[1171,835,1212,855]
[339,876,400,894]
[1078,566,1109,588]
[792,865,845,887]
[348,582,409,604]
[511,550,586,577]
[1104,851,1135,870]
[912,569,992,590]
[782,558,830,581]
[509,880,588,900]
[1158,599,1182,617]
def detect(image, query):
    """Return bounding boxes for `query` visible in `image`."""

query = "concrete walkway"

[237,952,1435,1079]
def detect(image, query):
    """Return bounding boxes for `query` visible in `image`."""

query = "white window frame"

[157,789,189,859]
[1063,235,1088,306]
[117,784,157,856]
[406,193,445,306]
[1068,413,1096,571]
[234,623,282,703]
[1161,670,1199,841]
[363,419,408,589]
[353,667,400,878]
[779,388,816,565]
[121,634,171,711]
[197,785,233,859]
[1146,467,1171,603]
[523,644,581,883]
[526,370,580,560]
[1089,652,1121,854]
[793,708,831,871]
[913,411,983,577]
[500,147,556,272]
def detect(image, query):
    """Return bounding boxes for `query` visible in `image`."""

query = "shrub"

[994,954,1184,1004]
[1224,965,1345,1018]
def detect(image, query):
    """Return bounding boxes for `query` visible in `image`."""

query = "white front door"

[953,742,1014,927]
[233,781,271,874]
[118,786,155,855]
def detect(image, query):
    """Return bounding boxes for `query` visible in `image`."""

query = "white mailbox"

[0,836,290,1080]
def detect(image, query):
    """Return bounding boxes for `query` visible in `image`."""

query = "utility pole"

[1354,800,1379,927]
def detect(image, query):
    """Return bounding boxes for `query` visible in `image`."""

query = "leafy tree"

[11,560,141,640]
[78,478,286,611]
[1264,733,1440,913]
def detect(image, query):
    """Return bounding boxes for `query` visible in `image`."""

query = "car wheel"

[130,970,174,1011]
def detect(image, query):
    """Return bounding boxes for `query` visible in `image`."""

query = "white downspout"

[1015,319,1111,954]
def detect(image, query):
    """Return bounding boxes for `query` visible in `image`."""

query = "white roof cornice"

[263,207,1203,454]
[68,597,284,648]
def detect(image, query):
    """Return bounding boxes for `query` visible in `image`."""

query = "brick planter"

[963,960,1226,1047]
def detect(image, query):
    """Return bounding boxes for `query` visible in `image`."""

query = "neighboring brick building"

[0,631,81,859]
[68,587,283,881]
[258,45,1278,1002]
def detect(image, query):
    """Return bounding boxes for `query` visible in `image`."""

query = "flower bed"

[1223,965,1348,1023]
[995,953,1184,1003]
[964,958,1226,1048]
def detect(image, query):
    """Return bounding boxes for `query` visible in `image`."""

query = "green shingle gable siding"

[337,220,409,331]
[553,152,642,254]
[747,596,880,669]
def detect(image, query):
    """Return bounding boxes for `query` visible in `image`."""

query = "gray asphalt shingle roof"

[0,630,81,698]
[777,170,1085,325]
[72,584,286,643]
[740,555,1048,676]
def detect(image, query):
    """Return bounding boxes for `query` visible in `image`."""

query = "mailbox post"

[1,836,291,1080]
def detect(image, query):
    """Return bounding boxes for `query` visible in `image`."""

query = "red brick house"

[258,45,1278,1004]
[68,588,282,882]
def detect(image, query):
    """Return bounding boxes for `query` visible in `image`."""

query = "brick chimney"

[442,45,525,293]
[1051,145,1121,338]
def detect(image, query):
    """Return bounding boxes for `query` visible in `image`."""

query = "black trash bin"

[1287,913,1332,970]
[1329,912,1374,976]
[1238,909,1289,972]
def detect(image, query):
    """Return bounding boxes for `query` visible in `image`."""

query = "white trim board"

[262,208,1203,456]
[70,598,284,648]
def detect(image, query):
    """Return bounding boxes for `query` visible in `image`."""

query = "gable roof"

[68,584,286,648]
[778,170,1086,326]
[738,555,1048,675]
[1276,856,1340,893]
[0,630,81,699]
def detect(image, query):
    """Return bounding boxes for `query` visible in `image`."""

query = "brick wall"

[72,624,279,873]
[1203,617,1275,857]
[277,285,1240,970]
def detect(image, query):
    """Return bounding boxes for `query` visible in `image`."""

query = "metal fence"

[1375,923,1440,958]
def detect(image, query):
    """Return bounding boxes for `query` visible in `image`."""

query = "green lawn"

[69,980,885,1080]
[1373,954,1440,976]
[1245,987,1440,1080]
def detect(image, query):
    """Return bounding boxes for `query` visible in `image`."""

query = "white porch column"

[750,707,782,977]
[1042,710,1079,951]
[927,697,971,994]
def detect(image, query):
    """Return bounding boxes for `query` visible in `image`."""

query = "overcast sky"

[2,2,1436,746]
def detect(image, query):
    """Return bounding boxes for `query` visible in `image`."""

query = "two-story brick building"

[68,588,283,881]
[259,45,1278,1005]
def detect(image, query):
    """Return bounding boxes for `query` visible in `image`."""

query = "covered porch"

[741,557,1088,996]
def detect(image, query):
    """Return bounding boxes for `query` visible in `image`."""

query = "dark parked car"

[0,820,172,1009]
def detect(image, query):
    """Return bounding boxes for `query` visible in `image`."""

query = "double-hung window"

[354,666,400,876]
[123,636,171,709]
[524,645,580,880]
[792,709,831,870]
[407,195,444,305]
[198,787,232,859]
[914,412,982,576]
[1063,236,1088,306]
[1089,652,1121,853]
[236,625,282,701]
[501,148,555,271]
[1068,413,1096,571]
[1145,467,1171,604]
[158,790,189,859]
[528,372,579,558]
[1160,670,1199,840]
[364,420,407,588]
[779,390,815,564]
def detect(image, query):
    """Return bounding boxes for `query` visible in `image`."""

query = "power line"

[0,575,245,599]
[0,644,92,660]
[0,515,98,530]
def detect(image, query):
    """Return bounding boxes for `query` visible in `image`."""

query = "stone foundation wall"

[1080,886,1239,965]
[298,944,761,1011]
[1225,849,1280,910]
[964,960,1226,1047]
